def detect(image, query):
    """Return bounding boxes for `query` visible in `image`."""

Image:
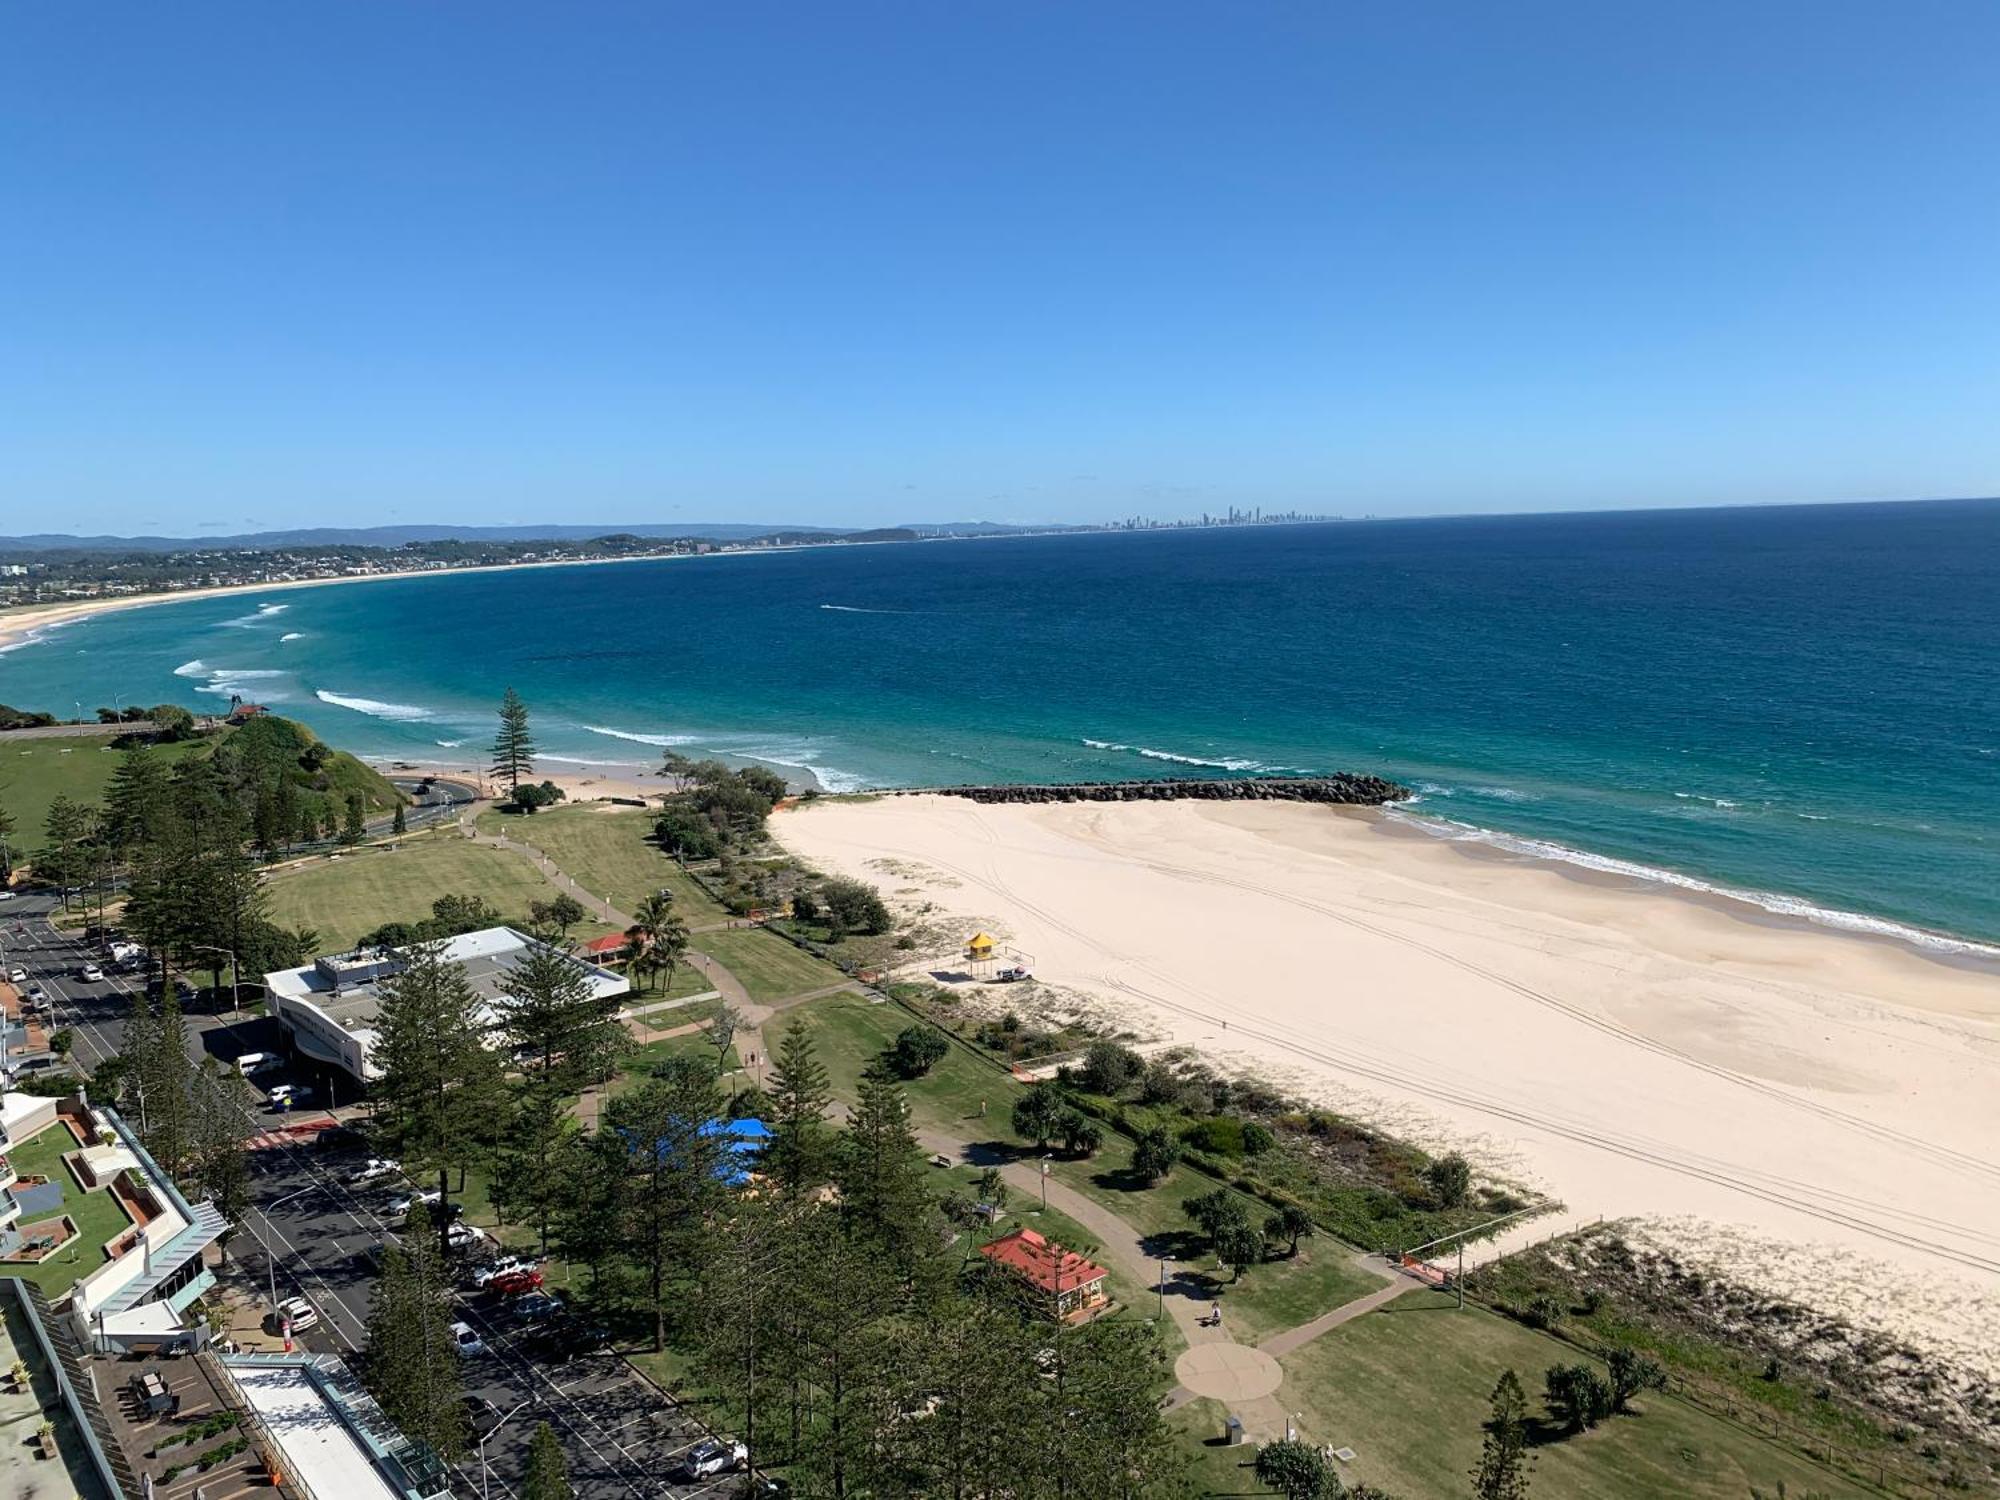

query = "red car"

[486,1269,545,1297]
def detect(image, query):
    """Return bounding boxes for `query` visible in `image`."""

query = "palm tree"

[624,891,689,995]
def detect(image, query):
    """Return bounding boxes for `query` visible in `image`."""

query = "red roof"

[978,1227,1107,1295]
[580,933,628,956]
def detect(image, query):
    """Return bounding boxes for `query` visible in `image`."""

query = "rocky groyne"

[921,774,1410,807]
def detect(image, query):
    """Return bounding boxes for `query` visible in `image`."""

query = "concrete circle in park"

[1174,1342,1283,1402]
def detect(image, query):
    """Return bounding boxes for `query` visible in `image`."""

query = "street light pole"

[190,943,242,1019]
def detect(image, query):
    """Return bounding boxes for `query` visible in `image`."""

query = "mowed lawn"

[0,734,212,855]
[262,833,587,948]
[1276,1289,1878,1500]
[474,805,726,922]
[696,927,845,1003]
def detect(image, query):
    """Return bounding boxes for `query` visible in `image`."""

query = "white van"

[235,1052,282,1078]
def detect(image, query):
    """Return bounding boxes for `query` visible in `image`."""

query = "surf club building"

[978,1227,1111,1322]
[264,927,629,1091]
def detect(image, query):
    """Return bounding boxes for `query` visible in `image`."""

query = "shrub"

[1132,1127,1181,1184]
[886,1024,949,1079]
[820,876,891,936]
[1182,1116,1247,1156]
[1241,1121,1276,1156]
[1544,1363,1613,1432]
[1425,1151,1472,1208]
[1077,1040,1145,1095]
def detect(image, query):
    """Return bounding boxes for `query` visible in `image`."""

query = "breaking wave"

[314,689,437,722]
[584,724,702,747]
[280,632,304,642]
[1082,737,1297,774]
[1389,809,2000,959]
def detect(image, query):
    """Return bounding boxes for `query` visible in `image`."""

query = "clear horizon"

[5,3,1999,533]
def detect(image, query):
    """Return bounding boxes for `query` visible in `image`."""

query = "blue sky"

[4,2,1998,533]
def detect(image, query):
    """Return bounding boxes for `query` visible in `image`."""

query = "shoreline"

[774,793,2000,1383]
[0,548,723,654]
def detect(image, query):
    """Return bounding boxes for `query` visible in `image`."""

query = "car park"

[316,1124,368,1153]
[449,1320,486,1357]
[675,1438,748,1482]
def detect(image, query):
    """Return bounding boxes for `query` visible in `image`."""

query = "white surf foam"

[315,689,437,722]
[583,724,701,747]
[280,632,304,642]
[1083,736,1298,773]
[219,601,291,628]
[173,658,209,677]
[434,738,466,748]
[1389,808,2000,959]
[1416,780,1537,803]
[0,618,78,656]
[541,754,649,768]
[820,603,908,615]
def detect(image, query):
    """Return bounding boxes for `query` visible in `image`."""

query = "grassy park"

[1272,1288,1880,1500]
[695,926,846,1003]
[475,804,727,922]
[262,832,607,949]
[0,732,211,853]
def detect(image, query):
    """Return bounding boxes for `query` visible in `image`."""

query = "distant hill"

[0,522,855,552]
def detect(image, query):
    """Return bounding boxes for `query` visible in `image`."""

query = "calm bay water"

[4,500,1997,947]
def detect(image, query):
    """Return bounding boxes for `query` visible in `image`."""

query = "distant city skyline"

[4,3,1998,534]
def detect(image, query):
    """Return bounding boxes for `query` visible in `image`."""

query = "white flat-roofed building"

[219,1353,451,1500]
[264,926,628,1087]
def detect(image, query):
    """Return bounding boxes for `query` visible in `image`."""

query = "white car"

[387,1188,443,1219]
[276,1296,319,1333]
[446,1221,490,1251]
[675,1438,748,1481]
[80,964,104,983]
[0,889,15,901]
[351,1158,402,1186]
[449,1320,486,1357]
[5,967,23,984]
[473,1254,540,1289]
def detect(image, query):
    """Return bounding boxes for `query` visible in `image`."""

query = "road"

[0,887,740,1500]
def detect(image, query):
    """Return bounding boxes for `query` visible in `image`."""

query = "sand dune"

[777,794,2000,1383]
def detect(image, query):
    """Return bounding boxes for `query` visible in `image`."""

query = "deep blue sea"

[4,500,1997,949]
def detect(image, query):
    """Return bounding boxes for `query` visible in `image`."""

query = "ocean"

[3,499,1996,949]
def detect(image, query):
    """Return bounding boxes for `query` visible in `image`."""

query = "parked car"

[266,1083,315,1112]
[484,1268,544,1297]
[0,889,14,902]
[994,965,1031,982]
[510,1292,563,1325]
[449,1321,486,1357]
[387,1188,443,1219]
[444,1221,490,1252]
[470,1254,540,1290]
[316,1124,369,1154]
[235,1052,281,1078]
[351,1157,402,1186]
[675,1438,749,1482]
[275,1296,319,1333]
[463,1393,501,1430]
[5,967,24,984]
[79,963,104,983]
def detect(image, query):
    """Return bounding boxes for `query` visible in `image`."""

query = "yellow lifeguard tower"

[965,931,998,972]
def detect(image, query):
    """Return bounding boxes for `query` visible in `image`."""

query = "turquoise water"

[3,500,1996,948]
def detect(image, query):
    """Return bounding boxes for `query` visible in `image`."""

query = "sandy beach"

[777,793,2000,1383]
[0,550,698,656]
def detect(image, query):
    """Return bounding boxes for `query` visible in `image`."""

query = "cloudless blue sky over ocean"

[4,3,1999,532]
